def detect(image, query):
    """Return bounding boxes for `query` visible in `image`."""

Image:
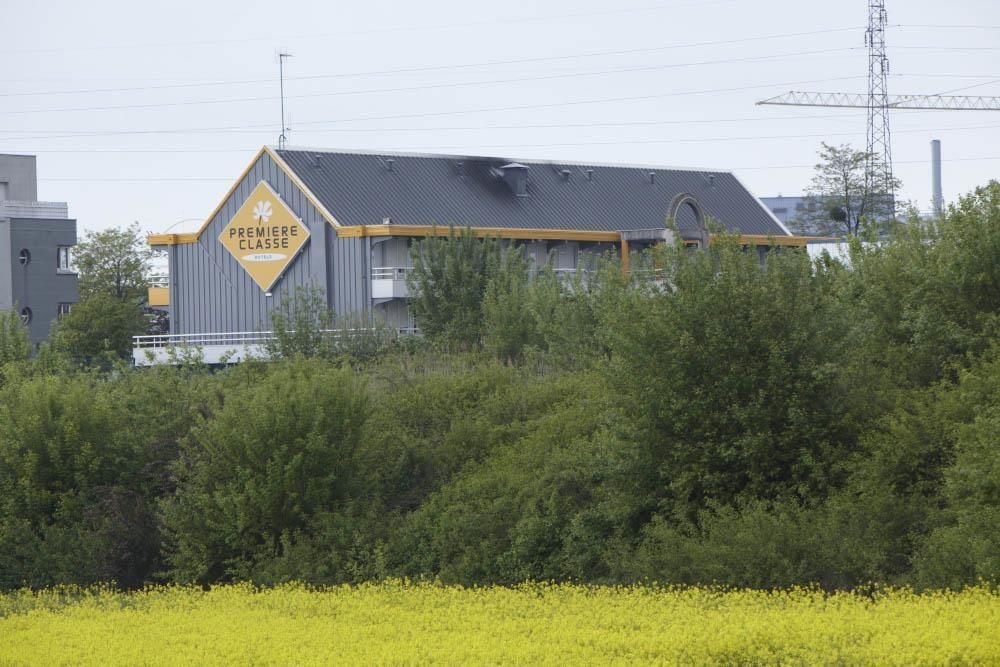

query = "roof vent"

[648,172,656,184]
[386,158,395,172]
[586,169,594,181]
[312,154,323,168]
[455,161,465,177]
[560,169,571,181]
[499,162,530,197]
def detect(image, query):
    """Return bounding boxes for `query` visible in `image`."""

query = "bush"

[160,359,367,584]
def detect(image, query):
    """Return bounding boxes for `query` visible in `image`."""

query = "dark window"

[18,249,30,266]
[20,307,32,325]
[58,303,73,317]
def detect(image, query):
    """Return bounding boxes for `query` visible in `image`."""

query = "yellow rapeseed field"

[1,582,998,665]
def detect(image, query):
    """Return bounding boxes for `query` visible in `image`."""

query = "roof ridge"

[274,144,735,175]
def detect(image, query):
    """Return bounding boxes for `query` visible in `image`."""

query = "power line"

[896,24,1000,30]
[33,155,1000,183]
[0,27,867,98]
[158,75,861,124]
[0,0,754,56]
[0,49,862,116]
[11,119,999,155]
[0,111,871,142]
[893,45,1000,51]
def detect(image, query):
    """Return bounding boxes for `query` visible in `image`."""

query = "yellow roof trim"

[148,233,198,246]
[720,234,812,247]
[146,146,340,247]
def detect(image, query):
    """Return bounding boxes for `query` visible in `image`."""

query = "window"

[58,303,73,317]
[57,246,73,272]
[19,307,32,325]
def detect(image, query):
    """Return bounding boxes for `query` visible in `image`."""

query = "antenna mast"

[278,52,292,150]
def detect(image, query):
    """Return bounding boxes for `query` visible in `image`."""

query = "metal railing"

[371,266,411,280]
[148,275,169,288]
[134,327,420,350]
[133,331,276,349]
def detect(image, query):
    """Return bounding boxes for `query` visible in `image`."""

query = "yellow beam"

[148,286,169,307]
[715,234,815,248]
[148,233,198,246]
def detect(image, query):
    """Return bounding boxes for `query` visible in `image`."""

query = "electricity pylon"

[757,0,1000,220]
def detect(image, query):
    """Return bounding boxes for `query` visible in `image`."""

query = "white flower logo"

[253,200,273,224]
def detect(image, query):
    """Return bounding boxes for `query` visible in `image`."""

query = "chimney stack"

[931,139,943,218]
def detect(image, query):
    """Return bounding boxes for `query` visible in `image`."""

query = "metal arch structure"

[666,192,708,247]
[756,91,1000,111]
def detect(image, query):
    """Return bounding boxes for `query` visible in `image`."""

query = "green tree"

[798,142,901,236]
[407,227,501,349]
[0,310,31,366]
[48,293,147,365]
[604,238,856,518]
[481,244,539,362]
[264,286,394,363]
[844,180,1000,389]
[74,222,151,303]
[0,366,205,589]
[160,360,368,584]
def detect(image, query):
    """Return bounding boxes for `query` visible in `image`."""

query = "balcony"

[371,266,410,299]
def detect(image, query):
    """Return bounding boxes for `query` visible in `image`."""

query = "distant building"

[760,196,805,226]
[0,154,78,346]
[139,146,809,365]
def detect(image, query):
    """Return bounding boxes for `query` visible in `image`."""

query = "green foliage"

[160,359,368,584]
[74,222,152,303]
[263,285,337,360]
[0,309,31,368]
[800,142,901,236]
[264,286,394,364]
[0,365,205,588]
[407,227,511,350]
[604,238,856,517]
[481,244,538,362]
[1,180,1000,592]
[48,293,147,365]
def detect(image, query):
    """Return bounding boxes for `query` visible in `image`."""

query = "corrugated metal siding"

[171,151,329,334]
[277,150,786,237]
[372,237,411,268]
[326,234,367,318]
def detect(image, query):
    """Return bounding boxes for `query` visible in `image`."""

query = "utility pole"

[278,52,293,150]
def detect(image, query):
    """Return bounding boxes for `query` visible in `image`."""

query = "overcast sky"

[3,0,999,235]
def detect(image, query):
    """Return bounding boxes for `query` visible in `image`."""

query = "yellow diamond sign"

[219,181,311,291]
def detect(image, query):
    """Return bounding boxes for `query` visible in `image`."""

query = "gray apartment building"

[136,145,807,364]
[0,154,78,346]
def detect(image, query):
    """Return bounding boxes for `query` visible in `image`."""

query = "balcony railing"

[371,266,411,281]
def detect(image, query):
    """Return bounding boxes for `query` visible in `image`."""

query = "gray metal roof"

[276,148,789,237]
